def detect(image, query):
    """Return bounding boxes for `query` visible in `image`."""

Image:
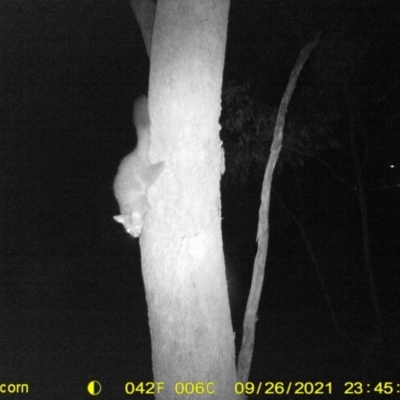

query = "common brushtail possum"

[113,96,165,238]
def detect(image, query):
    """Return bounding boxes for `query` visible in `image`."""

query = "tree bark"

[137,1,235,398]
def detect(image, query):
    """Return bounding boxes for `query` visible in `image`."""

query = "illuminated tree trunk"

[133,1,236,398]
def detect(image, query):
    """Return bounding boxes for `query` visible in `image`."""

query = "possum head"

[113,209,145,238]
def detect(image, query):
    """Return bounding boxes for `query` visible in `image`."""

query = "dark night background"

[1,0,400,398]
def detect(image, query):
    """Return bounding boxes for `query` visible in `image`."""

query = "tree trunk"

[237,33,320,382]
[137,1,235,398]
[345,89,382,344]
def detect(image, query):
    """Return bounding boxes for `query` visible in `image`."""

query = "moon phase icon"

[87,380,102,395]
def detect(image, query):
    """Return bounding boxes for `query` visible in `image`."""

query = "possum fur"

[113,96,165,237]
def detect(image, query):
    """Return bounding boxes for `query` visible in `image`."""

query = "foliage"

[220,80,340,186]
[220,82,275,185]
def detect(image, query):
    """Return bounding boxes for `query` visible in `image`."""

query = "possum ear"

[113,215,125,224]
